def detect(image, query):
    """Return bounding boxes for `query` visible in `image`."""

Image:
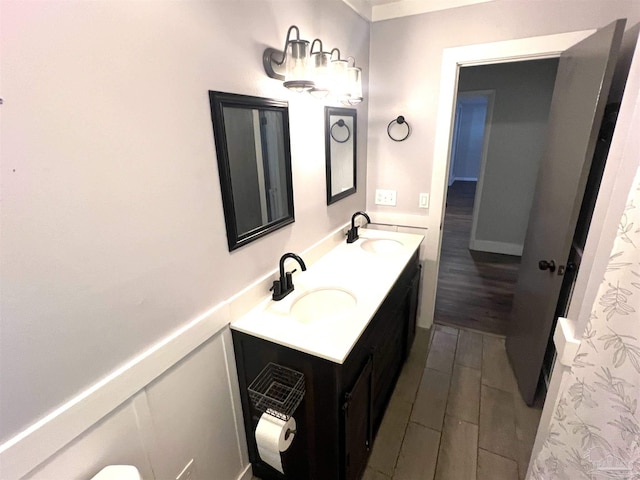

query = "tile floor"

[363,325,543,480]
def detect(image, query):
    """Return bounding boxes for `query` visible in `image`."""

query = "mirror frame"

[209,91,295,251]
[325,106,357,205]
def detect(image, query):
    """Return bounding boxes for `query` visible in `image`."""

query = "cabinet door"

[372,317,404,429]
[405,264,422,358]
[343,356,373,480]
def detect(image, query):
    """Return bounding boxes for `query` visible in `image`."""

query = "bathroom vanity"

[231,230,423,480]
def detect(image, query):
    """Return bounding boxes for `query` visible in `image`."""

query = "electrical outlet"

[419,193,429,208]
[176,459,194,480]
[375,189,397,206]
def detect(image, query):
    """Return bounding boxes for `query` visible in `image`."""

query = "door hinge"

[342,393,352,412]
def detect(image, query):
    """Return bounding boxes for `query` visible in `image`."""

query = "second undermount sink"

[290,288,357,324]
[360,238,403,254]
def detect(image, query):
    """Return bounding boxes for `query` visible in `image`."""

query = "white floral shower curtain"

[531,166,640,479]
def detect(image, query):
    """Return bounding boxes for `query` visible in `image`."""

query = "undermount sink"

[290,288,357,324]
[360,238,403,254]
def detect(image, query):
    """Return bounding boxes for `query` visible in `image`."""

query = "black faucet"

[271,253,307,301]
[346,211,371,243]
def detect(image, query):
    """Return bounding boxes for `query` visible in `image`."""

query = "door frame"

[424,29,596,328]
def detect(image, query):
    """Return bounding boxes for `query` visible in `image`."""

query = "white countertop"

[230,228,424,364]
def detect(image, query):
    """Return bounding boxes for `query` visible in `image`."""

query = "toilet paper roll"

[255,413,296,474]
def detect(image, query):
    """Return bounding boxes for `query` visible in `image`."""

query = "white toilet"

[90,465,141,480]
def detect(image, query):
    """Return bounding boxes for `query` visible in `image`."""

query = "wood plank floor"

[363,325,542,480]
[434,181,521,335]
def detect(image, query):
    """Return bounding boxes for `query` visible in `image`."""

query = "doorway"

[426,30,595,328]
[435,58,559,336]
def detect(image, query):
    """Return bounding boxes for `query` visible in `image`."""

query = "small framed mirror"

[325,107,357,205]
[209,91,294,251]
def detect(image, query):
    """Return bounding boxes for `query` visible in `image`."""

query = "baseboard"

[450,176,478,184]
[237,464,253,480]
[469,239,523,256]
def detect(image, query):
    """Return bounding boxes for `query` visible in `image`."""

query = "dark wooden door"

[506,19,625,405]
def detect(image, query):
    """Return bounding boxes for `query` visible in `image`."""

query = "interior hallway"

[364,325,542,480]
[434,181,521,335]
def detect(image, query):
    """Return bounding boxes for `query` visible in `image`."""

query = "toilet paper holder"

[248,362,305,421]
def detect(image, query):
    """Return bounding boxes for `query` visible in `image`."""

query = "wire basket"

[248,363,305,421]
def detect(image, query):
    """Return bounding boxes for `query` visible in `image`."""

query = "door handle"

[538,260,556,273]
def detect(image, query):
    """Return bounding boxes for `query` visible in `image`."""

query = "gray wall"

[0,0,370,477]
[458,59,559,254]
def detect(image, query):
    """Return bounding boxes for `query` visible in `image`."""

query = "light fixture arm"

[347,56,357,67]
[311,38,324,54]
[330,48,342,61]
[263,25,301,81]
[273,25,300,66]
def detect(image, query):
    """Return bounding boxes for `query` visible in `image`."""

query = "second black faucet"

[347,211,371,243]
[271,253,307,301]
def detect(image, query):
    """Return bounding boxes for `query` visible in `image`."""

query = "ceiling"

[343,0,494,22]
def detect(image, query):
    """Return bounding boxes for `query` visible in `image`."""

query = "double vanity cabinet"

[231,230,423,480]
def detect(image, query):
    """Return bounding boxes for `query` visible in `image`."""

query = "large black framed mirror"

[325,107,357,205]
[209,91,294,251]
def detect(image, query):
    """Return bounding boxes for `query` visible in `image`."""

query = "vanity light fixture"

[263,26,364,104]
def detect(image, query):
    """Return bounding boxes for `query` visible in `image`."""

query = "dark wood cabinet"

[231,252,420,480]
[405,264,422,360]
[343,356,372,480]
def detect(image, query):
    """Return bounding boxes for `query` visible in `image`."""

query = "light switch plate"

[419,193,429,208]
[375,189,397,206]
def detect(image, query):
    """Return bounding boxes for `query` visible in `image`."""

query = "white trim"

[340,0,373,21]
[449,176,479,183]
[448,103,462,184]
[465,90,496,250]
[371,0,495,22]
[222,329,250,467]
[468,239,523,257]
[0,224,351,480]
[426,29,596,325]
[552,317,581,367]
[0,304,231,480]
[237,462,254,480]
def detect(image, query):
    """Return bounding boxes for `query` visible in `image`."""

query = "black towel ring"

[330,119,351,143]
[387,115,411,142]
